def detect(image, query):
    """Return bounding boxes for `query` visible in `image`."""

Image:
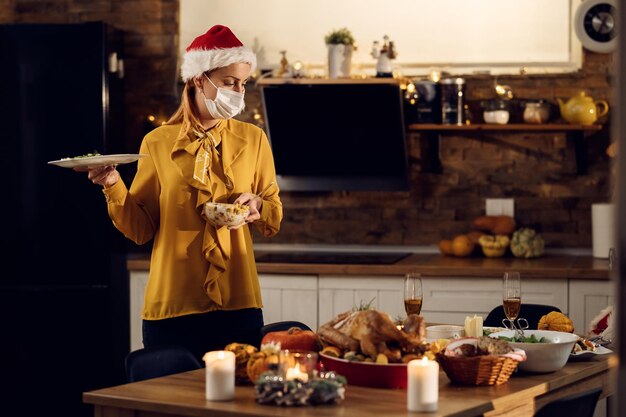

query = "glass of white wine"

[503,271,521,322]
[404,272,423,316]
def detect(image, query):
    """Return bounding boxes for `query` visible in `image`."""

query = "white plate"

[569,345,612,361]
[48,154,145,168]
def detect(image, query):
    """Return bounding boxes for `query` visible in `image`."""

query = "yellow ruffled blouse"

[103,120,282,320]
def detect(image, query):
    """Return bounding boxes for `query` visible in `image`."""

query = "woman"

[82,25,282,361]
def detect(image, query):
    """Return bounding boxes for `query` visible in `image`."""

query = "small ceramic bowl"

[426,325,465,340]
[203,202,250,228]
[484,110,510,124]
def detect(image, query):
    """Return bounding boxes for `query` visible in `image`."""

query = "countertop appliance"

[261,81,409,191]
[0,22,127,417]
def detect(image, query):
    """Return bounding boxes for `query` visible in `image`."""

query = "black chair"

[534,387,602,417]
[484,304,562,329]
[259,320,312,341]
[125,345,203,383]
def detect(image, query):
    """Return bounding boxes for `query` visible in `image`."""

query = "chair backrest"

[125,345,203,383]
[534,387,602,417]
[484,304,562,329]
[259,321,313,342]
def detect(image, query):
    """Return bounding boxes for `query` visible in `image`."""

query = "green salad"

[497,334,547,343]
[61,151,101,160]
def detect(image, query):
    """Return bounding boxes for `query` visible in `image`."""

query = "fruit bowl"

[489,330,578,373]
[319,353,407,389]
[203,202,250,227]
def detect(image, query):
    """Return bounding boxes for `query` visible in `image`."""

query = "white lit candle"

[285,363,309,383]
[407,357,439,412]
[203,350,235,401]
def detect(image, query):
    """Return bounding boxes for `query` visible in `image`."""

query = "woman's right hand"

[74,165,120,188]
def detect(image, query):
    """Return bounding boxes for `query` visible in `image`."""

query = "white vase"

[327,44,353,79]
[592,203,616,258]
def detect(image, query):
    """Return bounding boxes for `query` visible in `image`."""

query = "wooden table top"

[83,356,615,417]
[127,253,609,280]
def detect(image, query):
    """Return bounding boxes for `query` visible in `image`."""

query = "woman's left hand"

[230,193,263,229]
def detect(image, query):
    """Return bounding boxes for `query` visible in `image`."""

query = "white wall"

[180,0,582,76]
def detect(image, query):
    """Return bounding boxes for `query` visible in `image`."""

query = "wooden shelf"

[256,77,400,85]
[407,123,603,132]
[407,123,604,175]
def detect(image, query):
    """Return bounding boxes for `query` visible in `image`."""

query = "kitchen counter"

[126,244,610,280]
[125,245,613,349]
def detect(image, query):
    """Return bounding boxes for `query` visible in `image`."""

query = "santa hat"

[181,25,257,82]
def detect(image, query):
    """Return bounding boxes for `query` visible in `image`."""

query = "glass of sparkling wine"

[404,272,423,316]
[503,271,521,323]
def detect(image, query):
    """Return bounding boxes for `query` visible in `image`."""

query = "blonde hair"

[165,80,204,140]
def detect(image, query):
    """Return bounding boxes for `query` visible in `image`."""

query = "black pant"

[142,308,264,363]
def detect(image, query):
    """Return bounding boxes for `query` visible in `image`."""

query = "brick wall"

[248,53,614,248]
[0,0,181,154]
[2,0,613,248]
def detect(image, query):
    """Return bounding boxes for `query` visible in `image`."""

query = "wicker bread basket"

[437,353,520,386]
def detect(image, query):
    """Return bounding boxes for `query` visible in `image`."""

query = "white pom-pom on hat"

[181,25,257,82]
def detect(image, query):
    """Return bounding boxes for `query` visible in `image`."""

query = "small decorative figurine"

[278,50,291,77]
[370,35,397,78]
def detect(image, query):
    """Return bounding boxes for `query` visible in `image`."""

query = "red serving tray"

[319,353,407,389]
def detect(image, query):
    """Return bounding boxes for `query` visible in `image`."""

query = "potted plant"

[325,28,356,79]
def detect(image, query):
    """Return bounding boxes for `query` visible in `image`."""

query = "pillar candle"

[203,350,235,401]
[407,357,439,412]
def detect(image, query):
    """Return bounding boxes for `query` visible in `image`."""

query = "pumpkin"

[451,235,474,257]
[438,239,454,256]
[246,343,280,383]
[260,326,320,351]
[510,228,545,259]
[224,342,258,384]
[538,311,574,333]
[478,234,510,258]
[473,215,516,235]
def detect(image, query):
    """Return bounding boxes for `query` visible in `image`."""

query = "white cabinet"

[568,280,615,334]
[129,270,149,352]
[318,276,404,326]
[258,274,318,331]
[423,277,567,324]
[128,271,319,351]
[317,276,568,326]
[129,268,587,351]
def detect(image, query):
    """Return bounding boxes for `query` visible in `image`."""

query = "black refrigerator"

[0,22,129,417]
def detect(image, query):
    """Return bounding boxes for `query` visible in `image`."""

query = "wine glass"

[404,272,423,316]
[503,271,521,326]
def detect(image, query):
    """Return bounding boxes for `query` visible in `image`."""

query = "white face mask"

[201,74,245,119]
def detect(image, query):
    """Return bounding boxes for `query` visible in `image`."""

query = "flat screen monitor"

[261,82,409,191]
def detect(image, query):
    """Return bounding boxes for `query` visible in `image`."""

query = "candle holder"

[279,350,318,383]
[254,369,346,406]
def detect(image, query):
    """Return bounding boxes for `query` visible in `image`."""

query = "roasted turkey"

[317,310,426,361]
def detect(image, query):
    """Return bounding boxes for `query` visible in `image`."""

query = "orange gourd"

[246,350,279,383]
[224,343,258,384]
[537,311,574,333]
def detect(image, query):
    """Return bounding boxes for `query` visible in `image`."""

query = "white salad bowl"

[489,329,578,373]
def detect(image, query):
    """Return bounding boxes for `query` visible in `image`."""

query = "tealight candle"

[279,350,318,383]
[285,363,309,383]
[407,357,439,412]
[203,350,235,401]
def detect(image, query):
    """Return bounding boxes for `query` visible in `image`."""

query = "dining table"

[83,354,615,417]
